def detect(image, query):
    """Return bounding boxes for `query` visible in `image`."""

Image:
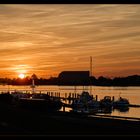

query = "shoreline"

[0,105,140,136]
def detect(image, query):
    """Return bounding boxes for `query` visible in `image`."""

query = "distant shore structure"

[90,56,93,77]
[90,56,93,94]
[58,71,90,85]
[31,74,36,94]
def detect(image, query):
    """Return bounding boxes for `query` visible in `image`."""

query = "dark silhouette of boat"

[113,97,129,108]
[0,92,63,112]
[100,96,113,108]
[113,106,129,112]
[18,97,62,112]
[15,75,63,112]
[71,91,100,113]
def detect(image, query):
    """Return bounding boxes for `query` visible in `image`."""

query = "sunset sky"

[0,4,140,78]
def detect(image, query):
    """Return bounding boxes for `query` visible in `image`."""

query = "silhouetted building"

[58,71,90,85]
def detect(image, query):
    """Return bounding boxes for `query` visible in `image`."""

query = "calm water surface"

[0,85,140,118]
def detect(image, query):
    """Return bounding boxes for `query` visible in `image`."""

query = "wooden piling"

[68,93,71,104]
[65,93,67,98]
[63,105,65,112]
[112,96,115,101]
[96,95,98,101]
[74,93,76,99]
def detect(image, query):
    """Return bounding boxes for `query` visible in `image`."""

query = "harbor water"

[0,85,140,118]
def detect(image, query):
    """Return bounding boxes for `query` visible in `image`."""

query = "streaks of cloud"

[0,4,140,78]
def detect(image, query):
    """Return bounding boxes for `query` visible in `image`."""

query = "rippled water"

[0,85,140,118]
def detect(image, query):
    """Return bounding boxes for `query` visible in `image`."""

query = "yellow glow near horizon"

[18,73,25,79]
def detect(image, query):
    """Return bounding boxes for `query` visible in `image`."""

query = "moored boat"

[18,96,63,112]
[0,91,63,112]
[113,97,129,108]
[100,96,113,108]
[71,91,100,113]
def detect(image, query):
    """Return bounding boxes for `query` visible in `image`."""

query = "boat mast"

[90,56,92,95]
[90,56,92,77]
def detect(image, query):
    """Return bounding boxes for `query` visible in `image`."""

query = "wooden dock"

[129,104,140,107]
[89,114,140,121]
[1,90,140,108]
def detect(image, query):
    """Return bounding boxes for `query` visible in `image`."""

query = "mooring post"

[68,93,71,104]
[112,96,115,101]
[65,93,67,98]
[96,95,98,101]
[74,93,76,99]
[63,105,65,112]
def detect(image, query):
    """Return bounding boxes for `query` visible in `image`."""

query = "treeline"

[90,75,140,86]
[0,76,58,86]
[0,75,140,86]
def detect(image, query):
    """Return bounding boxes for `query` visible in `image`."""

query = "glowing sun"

[18,73,25,79]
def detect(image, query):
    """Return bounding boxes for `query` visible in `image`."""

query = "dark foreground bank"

[0,103,140,136]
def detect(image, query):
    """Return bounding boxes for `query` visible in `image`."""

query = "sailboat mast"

[90,56,92,95]
[90,56,92,77]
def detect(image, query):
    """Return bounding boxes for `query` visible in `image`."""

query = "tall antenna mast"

[90,56,92,94]
[90,56,92,77]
